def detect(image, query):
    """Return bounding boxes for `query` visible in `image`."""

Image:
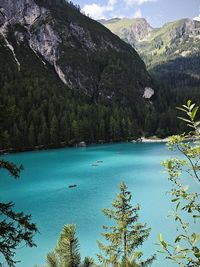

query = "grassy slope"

[101,17,200,67]
[101,18,145,34]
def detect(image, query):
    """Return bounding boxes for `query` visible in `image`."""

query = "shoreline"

[0,139,126,155]
[0,137,170,155]
[133,137,169,143]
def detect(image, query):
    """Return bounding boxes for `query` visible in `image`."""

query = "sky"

[72,0,200,27]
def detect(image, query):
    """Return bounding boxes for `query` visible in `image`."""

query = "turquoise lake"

[0,142,198,267]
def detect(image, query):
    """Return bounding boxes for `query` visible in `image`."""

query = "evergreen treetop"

[97,182,156,267]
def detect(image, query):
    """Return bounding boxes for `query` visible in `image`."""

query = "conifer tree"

[41,225,93,267]
[97,182,156,267]
[82,257,94,267]
[56,224,81,267]
[0,106,37,267]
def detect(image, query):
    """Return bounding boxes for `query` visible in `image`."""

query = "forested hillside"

[0,0,196,151]
[101,17,200,109]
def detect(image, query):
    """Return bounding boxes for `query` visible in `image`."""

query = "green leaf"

[161,241,168,250]
[193,215,200,219]
[195,121,200,127]
[187,100,191,107]
[194,252,200,258]
[174,255,185,259]
[187,124,195,129]
[158,233,163,242]
[182,104,189,109]
[176,107,188,112]
[176,202,180,212]
[175,236,181,243]
[168,161,172,169]
[172,198,179,202]
[158,234,168,250]
[191,106,199,119]
[189,103,195,111]
[177,117,191,123]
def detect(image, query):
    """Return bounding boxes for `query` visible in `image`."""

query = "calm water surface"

[0,142,198,267]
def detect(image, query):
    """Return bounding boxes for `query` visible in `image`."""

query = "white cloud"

[194,9,200,22]
[125,0,157,6]
[194,15,200,21]
[82,0,118,19]
[82,4,110,19]
[133,9,142,18]
[82,0,156,20]
[108,0,118,5]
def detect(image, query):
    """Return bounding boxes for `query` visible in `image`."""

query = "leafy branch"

[158,101,200,267]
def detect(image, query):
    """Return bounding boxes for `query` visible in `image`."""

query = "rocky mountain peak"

[127,18,153,41]
[101,16,200,67]
[0,0,47,26]
[100,17,153,46]
[0,0,152,101]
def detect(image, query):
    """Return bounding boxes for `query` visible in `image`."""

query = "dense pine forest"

[0,0,200,151]
[1,52,199,151]
[1,61,197,150]
[0,1,199,267]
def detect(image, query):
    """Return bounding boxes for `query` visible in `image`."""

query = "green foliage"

[158,101,200,266]
[102,18,200,109]
[38,224,93,267]
[0,34,152,149]
[56,225,81,267]
[0,107,37,267]
[0,202,37,267]
[177,100,200,133]
[1,0,192,150]
[102,18,200,69]
[97,182,156,267]
[37,184,155,267]
[82,257,95,267]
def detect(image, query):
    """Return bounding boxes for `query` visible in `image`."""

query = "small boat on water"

[91,164,98,167]
[96,160,103,163]
[68,184,77,188]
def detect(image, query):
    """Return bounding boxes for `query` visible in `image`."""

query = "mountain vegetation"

[159,101,200,266]
[0,0,154,151]
[97,182,156,267]
[100,17,200,68]
[0,0,197,151]
[35,182,154,267]
[33,101,199,267]
[0,108,37,267]
[34,224,94,267]
[100,18,200,107]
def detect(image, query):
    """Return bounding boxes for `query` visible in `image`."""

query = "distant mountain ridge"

[100,17,200,67]
[100,17,200,94]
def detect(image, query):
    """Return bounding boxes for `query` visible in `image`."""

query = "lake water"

[0,142,198,267]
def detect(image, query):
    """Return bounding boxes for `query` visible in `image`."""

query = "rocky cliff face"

[0,0,152,100]
[0,0,63,79]
[0,0,158,150]
[102,18,153,46]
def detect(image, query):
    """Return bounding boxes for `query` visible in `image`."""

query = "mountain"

[100,17,200,67]
[0,0,162,150]
[100,17,200,91]
[100,18,153,47]
[0,0,152,96]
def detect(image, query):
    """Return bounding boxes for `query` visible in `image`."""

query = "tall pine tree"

[97,182,156,267]
[56,225,80,267]
[40,225,93,267]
